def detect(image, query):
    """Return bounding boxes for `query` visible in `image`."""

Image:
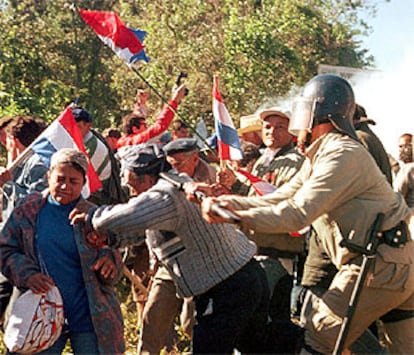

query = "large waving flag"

[31,107,102,196]
[79,8,149,65]
[212,76,243,161]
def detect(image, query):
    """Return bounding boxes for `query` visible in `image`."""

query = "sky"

[353,0,414,158]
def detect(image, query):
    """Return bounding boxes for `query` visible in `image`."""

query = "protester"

[237,113,263,148]
[72,107,127,205]
[0,116,47,327]
[394,159,414,208]
[116,85,187,149]
[134,138,216,354]
[219,106,305,323]
[171,119,189,140]
[0,148,125,354]
[398,133,413,165]
[102,127,121,152]
[199,74,414,354]
[69,143,282,354]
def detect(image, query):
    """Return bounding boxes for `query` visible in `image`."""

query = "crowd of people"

[0,73,413,354]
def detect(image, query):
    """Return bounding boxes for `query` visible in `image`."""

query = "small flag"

[212,76,243,161]
[31,107,102,196]
[79,8,150,64]
[195,117,208,149]
[236,168,276,196]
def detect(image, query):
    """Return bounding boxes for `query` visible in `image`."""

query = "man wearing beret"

[133,138,217,353]
[163,137,216,184]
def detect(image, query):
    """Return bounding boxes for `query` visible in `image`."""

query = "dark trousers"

[0,273,12,327]
[193,259,270,354]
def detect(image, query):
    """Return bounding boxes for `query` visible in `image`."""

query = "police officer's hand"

[201,197,239,224]
[183,182,213,203]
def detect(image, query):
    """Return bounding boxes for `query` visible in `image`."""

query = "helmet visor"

[289,97,317,136]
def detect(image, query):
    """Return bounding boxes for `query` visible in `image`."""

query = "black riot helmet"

[289,74,358,141]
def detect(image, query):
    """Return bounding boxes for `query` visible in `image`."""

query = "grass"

[0,278,190,354]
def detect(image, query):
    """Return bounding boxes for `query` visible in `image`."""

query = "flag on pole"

[212,75,243,161]
[31,107,102,196]
[235,168,276,196]
[79,8,150,64]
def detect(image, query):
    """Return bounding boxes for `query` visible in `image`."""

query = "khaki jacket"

[221,132,413,269]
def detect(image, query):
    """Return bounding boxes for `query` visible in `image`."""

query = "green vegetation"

[0,0,384,132]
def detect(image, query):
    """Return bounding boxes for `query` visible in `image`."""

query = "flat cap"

[259,106,291,121]
[163,137,198,156]
[50,148,89,176]
[122,143,166,176]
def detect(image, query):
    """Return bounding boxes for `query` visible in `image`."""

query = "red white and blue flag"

[79,8,149,65]
[236,168,276,196]
[31,107,102,196]
[212,76,243,161]
[235,167,308,236]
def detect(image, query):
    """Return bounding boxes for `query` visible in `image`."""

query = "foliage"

[0,0,383,131]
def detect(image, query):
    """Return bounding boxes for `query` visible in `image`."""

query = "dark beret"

[162,138,198,156]
[122,143,167,176]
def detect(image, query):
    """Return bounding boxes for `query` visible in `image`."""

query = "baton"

[159,172,241,223]
[333,213,384,355]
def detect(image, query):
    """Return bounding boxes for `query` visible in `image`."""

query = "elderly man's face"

[166,151,199,177]
[123,169,156,197]
[262,115,293,150]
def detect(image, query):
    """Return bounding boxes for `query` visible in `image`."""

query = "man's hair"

[6,115,46,147]
[121,113,146,135]
[399,133,412,141]
[172,119,188,131]
[239,141,261,168]
[102,127,121,139]
[0,117,13,130]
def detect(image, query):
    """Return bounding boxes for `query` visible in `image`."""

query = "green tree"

[0,0,384,132]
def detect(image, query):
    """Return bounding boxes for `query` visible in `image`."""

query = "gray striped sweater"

[89,178,257,297]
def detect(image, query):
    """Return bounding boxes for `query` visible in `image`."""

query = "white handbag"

[4,285,64,354]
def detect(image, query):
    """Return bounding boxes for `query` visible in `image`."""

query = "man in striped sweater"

[70,143,301,354]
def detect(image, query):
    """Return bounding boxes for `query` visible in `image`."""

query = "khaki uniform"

[232,143,305,259]
[221,132,414,354]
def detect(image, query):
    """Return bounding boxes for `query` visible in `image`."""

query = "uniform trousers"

[301,256,414,354]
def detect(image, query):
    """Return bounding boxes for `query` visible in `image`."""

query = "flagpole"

[129,66,216,156]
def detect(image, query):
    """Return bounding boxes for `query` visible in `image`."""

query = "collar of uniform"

[305,131,340,160]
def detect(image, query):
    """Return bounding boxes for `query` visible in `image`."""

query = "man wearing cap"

[171,119,189,141]
[72,107,127,205]
[70,143,284,354]
[134,138,216,353]
[237,113,264,148]
[163,137,216,184]
[219,106,305,323]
